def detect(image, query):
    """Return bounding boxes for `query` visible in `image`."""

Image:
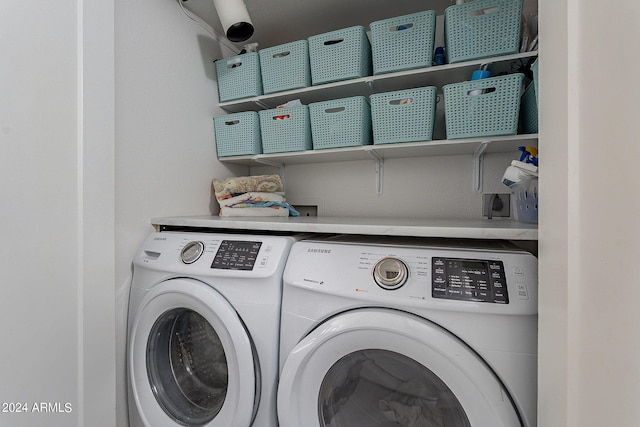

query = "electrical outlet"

[482,193,510,218]
[295,205,318,217]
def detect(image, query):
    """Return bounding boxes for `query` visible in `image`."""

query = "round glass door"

[129,279,258,427]
[147,308,228,426]
[319,349,470,426]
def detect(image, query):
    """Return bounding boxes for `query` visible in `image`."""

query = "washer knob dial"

[180,241,205,264]
[373,257,408,290]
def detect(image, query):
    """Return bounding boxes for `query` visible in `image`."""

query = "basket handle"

[224,119,241,126]
[324,106,345,113]
[388,97,415,106]
[272,114,291,120]
[466,87,497,96]
[469,5,500,16]
[225,58,243,69]
[272,51,291,59]
[389,23,414,32]
[324,38,344,46]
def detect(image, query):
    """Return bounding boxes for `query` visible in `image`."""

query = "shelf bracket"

[472,141,490,193]
[253,99,272,110]
[367,149,384,196]
[252,157,286,191]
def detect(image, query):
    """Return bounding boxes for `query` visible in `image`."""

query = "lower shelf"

[151,216,538,241]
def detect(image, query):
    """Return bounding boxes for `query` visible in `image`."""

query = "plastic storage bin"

[259,40,311,94]
[370,10,437,75]
[213,112,262,157]
[444,0,523,64]
[511,178,538,223]
[215,52,262,102]
[259,106,313,154]
[531,57,539,105]
[370,86,438,144]
[520,82,538,134]
[308,26,372,85]
[309,96,372,149]
[443,73,524,139]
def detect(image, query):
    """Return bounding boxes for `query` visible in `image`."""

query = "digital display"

[211,240,262,270]
[432,257,508,304]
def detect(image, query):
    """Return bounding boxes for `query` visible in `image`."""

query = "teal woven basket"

[309,96,372,149]
[531,57,539,105]
[215,53,262,102]
[308,26,372,85]
[259,106,312,154]
[443,73,524,139]
[259,40,311,94]
[520,82,538,134]
[370,10,437,75]
[213,112,262,157]
[370,86,437,144]
[444,0,523,63]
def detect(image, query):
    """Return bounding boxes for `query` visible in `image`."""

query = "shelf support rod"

[367,149,384,196]
[252,157,286,191]
[253,99,272,110]
[472,141,490,193]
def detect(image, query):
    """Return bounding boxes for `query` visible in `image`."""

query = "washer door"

[278,308,521,427]
[129,279,259,427]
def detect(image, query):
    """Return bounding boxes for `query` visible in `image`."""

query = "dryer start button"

[373,257,408,290]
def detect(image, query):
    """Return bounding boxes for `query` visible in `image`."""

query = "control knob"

[180,241,205,264]
[373,257,408,290]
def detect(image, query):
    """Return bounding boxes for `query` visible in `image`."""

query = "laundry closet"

[3,0,638,427]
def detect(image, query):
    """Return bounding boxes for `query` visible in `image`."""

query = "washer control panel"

[211,240,263,270]
[432,257,509,304]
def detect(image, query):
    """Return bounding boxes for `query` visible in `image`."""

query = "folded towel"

[213,175,283,201]
[219,192,286,208]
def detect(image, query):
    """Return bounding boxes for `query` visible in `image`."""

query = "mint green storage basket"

[370,86,437,144]
[443,73,524,139]
[531,57,539,105]
[213,112,262,157]
[259,40,311,94]
[259,106,312,154]
[308,26,372,85]
[370,10,437,75]
[309,96,372,149]
[444,0,523,64]
[520,82,538,134]
[215,53,262,102]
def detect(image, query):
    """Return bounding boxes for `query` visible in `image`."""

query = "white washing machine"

[278,237,538,427]
[127,231,297,427]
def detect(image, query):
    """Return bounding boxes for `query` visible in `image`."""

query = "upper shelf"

[218,51,538,113]
[217,134,538,166]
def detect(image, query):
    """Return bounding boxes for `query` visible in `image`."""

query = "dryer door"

[278,308,522,427]
[129,279,258,427]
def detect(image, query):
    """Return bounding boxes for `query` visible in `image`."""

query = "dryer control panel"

[432,257,508,304]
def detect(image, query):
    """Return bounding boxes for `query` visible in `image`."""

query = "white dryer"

[127,231,296,427]
[278,237,538,427]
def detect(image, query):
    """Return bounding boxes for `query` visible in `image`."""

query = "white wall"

[114,0,245,425]
[539,0,640,426]
[0,1,115,426]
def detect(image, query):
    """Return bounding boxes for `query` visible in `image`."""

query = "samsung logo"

[307,248,331,254]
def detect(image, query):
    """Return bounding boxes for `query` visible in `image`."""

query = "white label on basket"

[324,38,344,46]
[224,120,240,125]
[389,98,414,105]
[226,58,242,69]
[390,23,414,32]
[273,51,291,58]
[470,6,500,16]
[325,107,345,113]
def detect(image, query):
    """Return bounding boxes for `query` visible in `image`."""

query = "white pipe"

[212,0,254,42]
